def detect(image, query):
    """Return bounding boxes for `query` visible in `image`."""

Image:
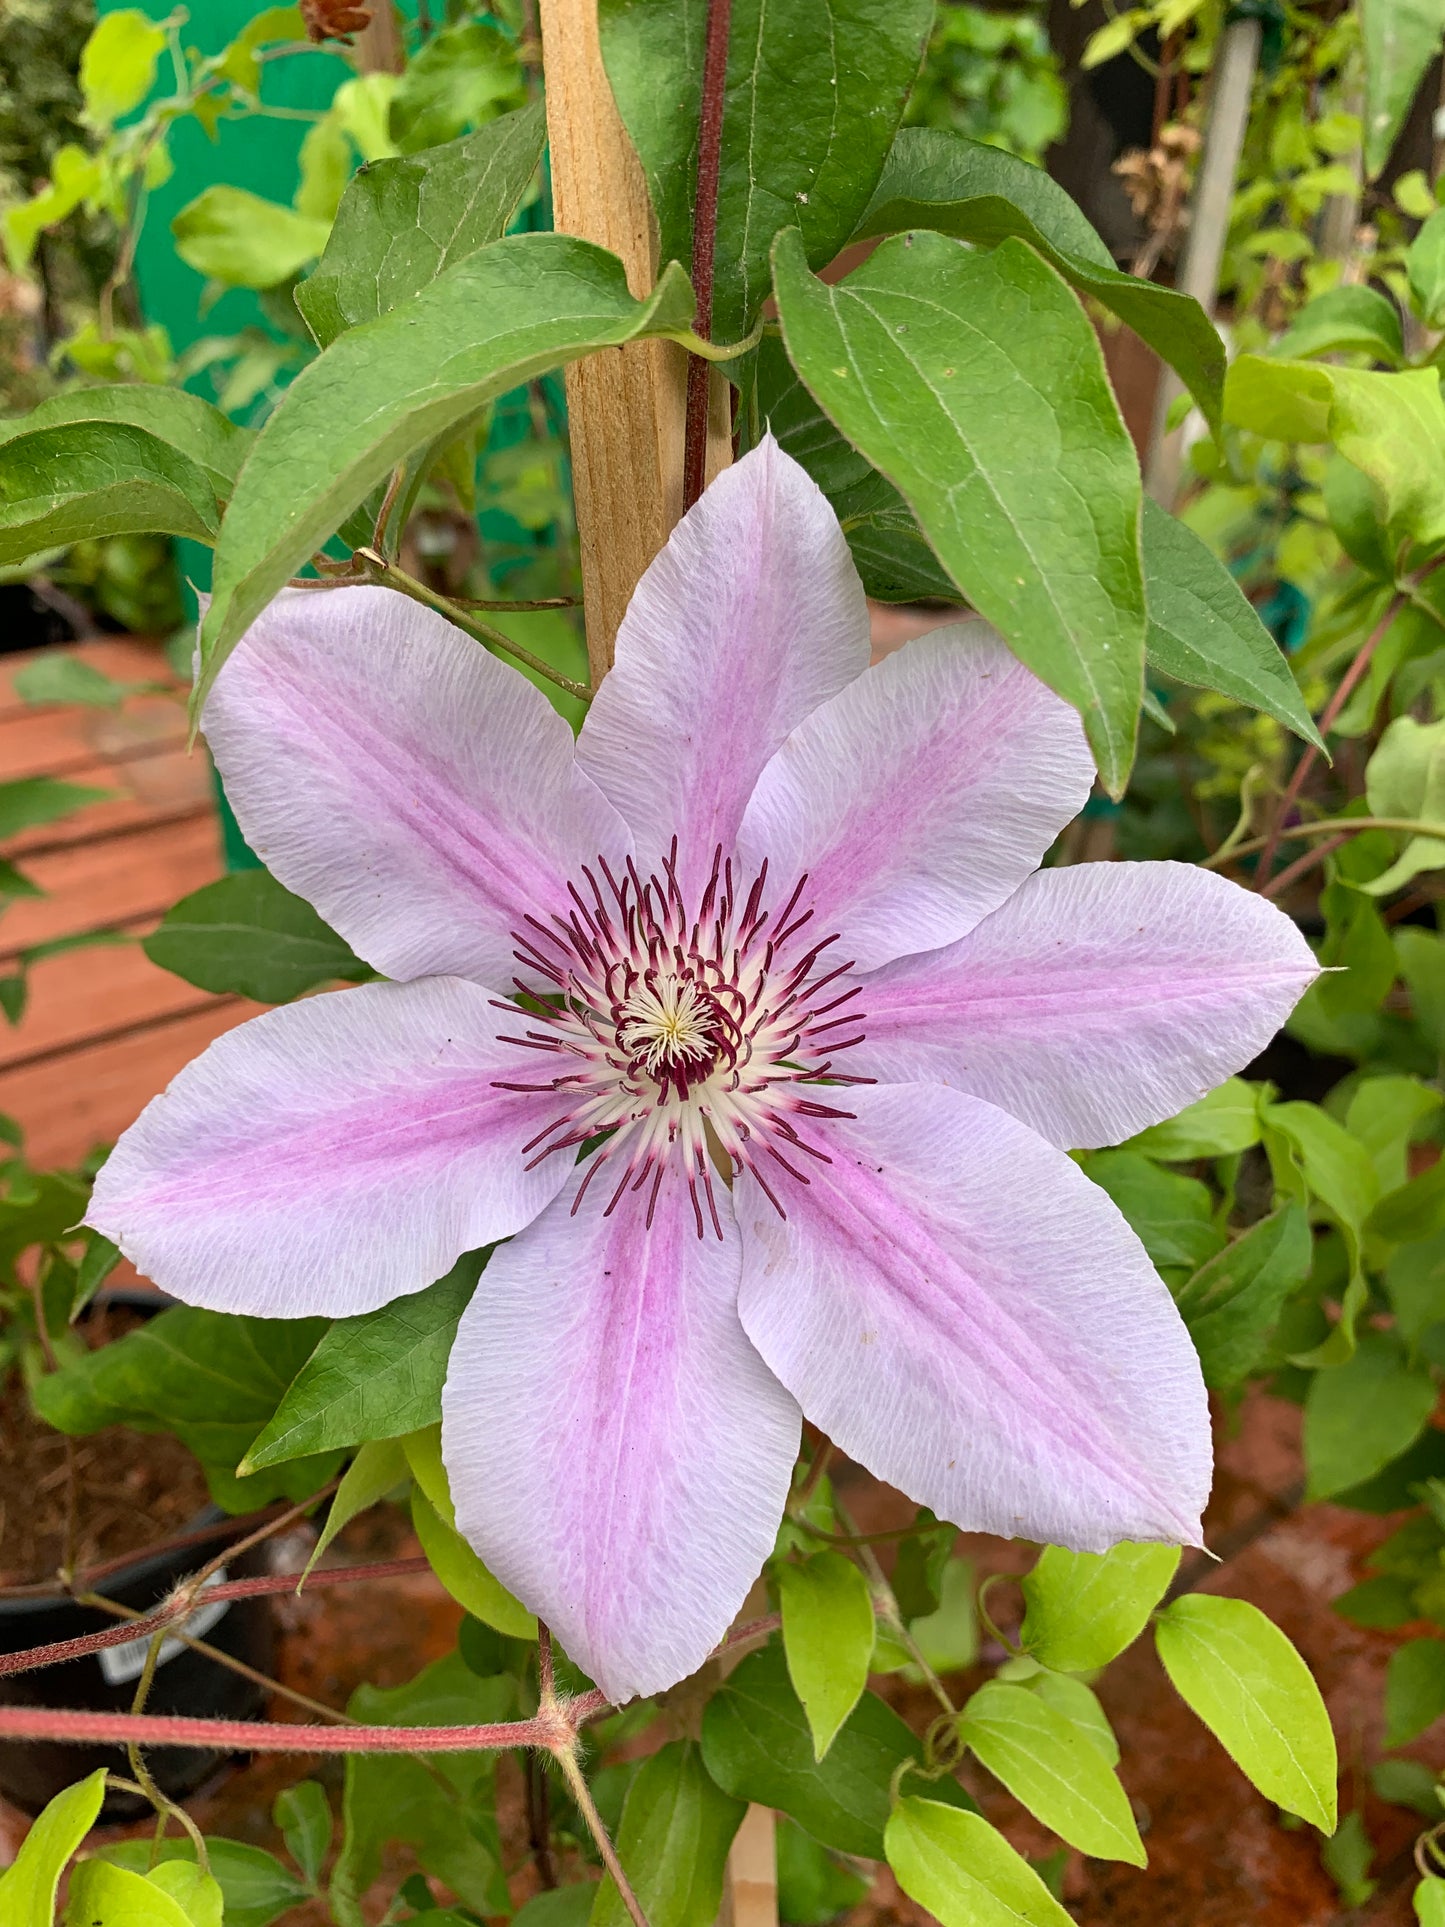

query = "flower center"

[493,842,868,1235]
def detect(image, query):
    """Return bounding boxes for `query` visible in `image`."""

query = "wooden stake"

[538,0,728,683]
[353,0,404,74]
[718,1805,779,1927]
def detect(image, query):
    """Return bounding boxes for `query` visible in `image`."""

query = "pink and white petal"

[443,1170,800,1703]
[737,1084,1211,1550]
[734,624,1095,974]
[204,585,631,989]
[575,436,869,900]
[850,862,1319,1149]
[87,978,570,1320]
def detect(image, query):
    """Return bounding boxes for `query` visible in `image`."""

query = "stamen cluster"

[493,841,868,1235]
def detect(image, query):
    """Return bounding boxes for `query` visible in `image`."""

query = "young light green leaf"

[885,1798,1075,1927]
[1226,359,1445,553]
[171,187,332,290]
[1261,1101,1379,1350]
[1361,0,1445,177]
[773,226,1146,796]
[244,1253,484,1470]
[97,1838,308,1927]
[0,385,248,498]
[143,871,371,1005]
[301,1436,410,1583]
[590,1742,743,1927]
[1127,1078,1264,1161]
[0,421,219,565]
[1408,208,1445,328]
[1304,1329,1437,1500]
[391,18,526,154]
[1154,1594,1337,1831]
[778,1550,877,1759]
[80,9,166,127]
[602,0,933,342]
[1140,501,1323,748]
[1020,1542,1180,1674]
[1385,1637,1445,1747]
[411,1486,535,1639]
[1361,717,1445,896]
[907,1555,980,1679]
[1417,1875,1445,1925]
[1173,1206,1313,1390]
[273,1782,330,1889]
[297,102,546,346]
[700,1644,976,1859]
[1345,1074,1442,1193]
[1275,285,1405,366]
[957,1679,1145,1863]
[70,1230,122,1322]
[853,127,1224,429]
[0,775,109,839]
[198,236,694,701]
[0,1768,106,1926]
[1015,1666,1120,1764]
[65,1858,196,1927]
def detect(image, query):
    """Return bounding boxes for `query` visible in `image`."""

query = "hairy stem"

[555,1745,651,1927]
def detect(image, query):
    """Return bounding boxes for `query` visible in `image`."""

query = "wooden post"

[1143,14,1261,506]
[538,0,728,683]
[354,0,404,74]
[717,1805,779,1927]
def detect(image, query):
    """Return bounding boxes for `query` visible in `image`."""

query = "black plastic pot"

[0,1507,276,1816]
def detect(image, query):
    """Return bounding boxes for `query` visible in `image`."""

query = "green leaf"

[1373,1756,1443,1817]
[700,1643,976,1859]
[957,1679,1145,1864]
[773,225,1146,796]
[1140,501,1324,748]
[391,19,527,154]
[1418,1875,1445,1925]
[80,9,166,127]
[0,421,219,565]
[1322,1808,1377,1909]
[297,102,546,347]
[778,1550,877,1758]
[1333,1573,1417,1629]
[65,1860,197,1927]
[243,1252,483,1470]
[590,1742,743,1927]
[0,775,109,839]
[853,127,1224,430]
[1020,1542,1179,1674]
[1361,717,1445,896]
[273,1782,330,1888]
[1013,1666,1119,1764]
[1083,1151,1224,1270]
[907,1555,980,1679]
[1261,1100,1380,1337]
[885,1798,1075,1927]
[0,386,248,499]
[775,1817,868,1925]
[71,1230,122,1321]
[300,1436,409,1583]
[331,1652,513,1926]
[892,1508,958,1620]
[516,1888,602,1927]
[1304,1329,1438,1499]
[143,871,370,1003]
[198,235,694,702]
[14,655,141,710]
[31,1305,336,1505]
[1398,925,1445,1055]
[750,333,955,601]
[171,187,333,290]
[1386,1226,1445,1342]
[1410,209,1445,328]
[1275,285,1405,366]
[0,1768,106,1926]
[411,1486,535,1638]
[1226,358,1445,553]
[1369,1156,1445,1245]
[601,0,933,342]
[1154,1594,1337,1831]
[1346,1074,1442,1193]
[1126,1078,1265,1161]
[1361,0,1445,177]
[1387,1637,1445,1746]
[1173,1206,1313,1390]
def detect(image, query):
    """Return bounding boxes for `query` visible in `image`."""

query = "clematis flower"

[89,439,1318,1703]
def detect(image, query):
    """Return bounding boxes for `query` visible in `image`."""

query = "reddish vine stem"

[1261,832,1350,902]
[0,1556,432,1679]
[0,1701,599,1754]
[1257,589,1404,885]
[681,0,733,513]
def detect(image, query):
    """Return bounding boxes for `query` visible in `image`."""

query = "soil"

[0,1308,210,1590]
